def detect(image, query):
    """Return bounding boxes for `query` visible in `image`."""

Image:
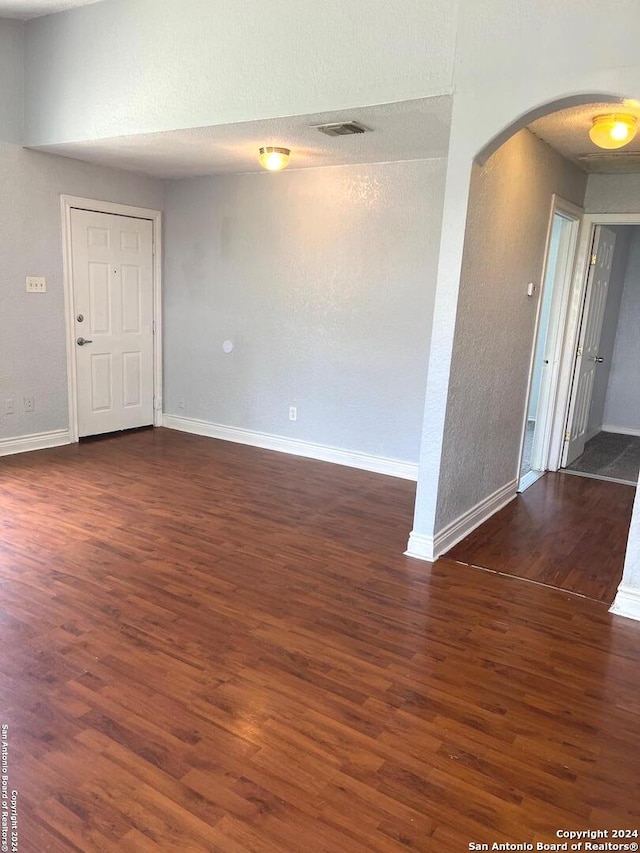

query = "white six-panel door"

[562,225,616,466]
[71,209,154,437]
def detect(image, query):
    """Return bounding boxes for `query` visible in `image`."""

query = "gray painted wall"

[163,159,446,463]
[585,173,640,214]
[603,229,640,432]
[587,226,633,435]
[1,16,164,441]
[434,129,587,529]
[0,18,23,144]
[24,0,457,146]
[0,145,164,440]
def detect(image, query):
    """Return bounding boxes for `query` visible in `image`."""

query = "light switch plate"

[26,276,46,293]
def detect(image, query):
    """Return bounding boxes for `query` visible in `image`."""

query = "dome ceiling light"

[258,146,291,171]
[589,114,637,150]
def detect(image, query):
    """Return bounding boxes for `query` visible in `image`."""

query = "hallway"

[443,473,636,602]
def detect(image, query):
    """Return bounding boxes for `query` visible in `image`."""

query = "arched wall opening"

[474,94,625,165]
[409,91,640,618]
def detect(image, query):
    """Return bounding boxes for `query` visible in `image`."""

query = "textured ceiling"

[0,0,102,19]
[529,101,640,173]
[33,96,453,179]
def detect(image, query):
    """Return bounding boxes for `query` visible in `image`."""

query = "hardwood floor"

[0,429,639,852]
[444,472,635,603]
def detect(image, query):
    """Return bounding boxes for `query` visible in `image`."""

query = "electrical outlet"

[26,276,46,293]
[4,399,14,415]
[178,397,185,410]
[289,406,297,422]
[23,396,35,413]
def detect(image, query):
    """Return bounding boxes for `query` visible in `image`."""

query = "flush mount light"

[258,146,290,171]
[589,114,637,150]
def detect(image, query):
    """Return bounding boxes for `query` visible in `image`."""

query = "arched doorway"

[408,92,640,617]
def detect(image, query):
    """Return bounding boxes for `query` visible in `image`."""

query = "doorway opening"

[560,220,640,486]
[519,199,582,492]
[434,96,640,608]
[520,211,640,492]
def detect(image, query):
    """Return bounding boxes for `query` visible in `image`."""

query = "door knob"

[77,337,93,346]
[589,356,604,363]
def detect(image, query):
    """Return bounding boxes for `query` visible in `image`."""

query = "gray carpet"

[565,431,640,484]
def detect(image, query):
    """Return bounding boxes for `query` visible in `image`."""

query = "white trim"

[517,468,545,493]
[602,424,640,437]
[60,195,163,442]
[0,429,70,458]
[518,195,583,480]
[162,414,418,480]
[561,469,637,487]
[404,532,435,562]
[580,213,640,225]
[405,478,518,562]
[552,211,640,472]
[610,585,640,622]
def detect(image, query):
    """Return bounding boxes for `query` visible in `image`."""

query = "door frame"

[517,194,583,490]
[60,195,163,443]
[549,211,640,471]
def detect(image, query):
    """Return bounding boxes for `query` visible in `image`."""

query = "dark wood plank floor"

[0,429,639,852]
[445,472,636,604]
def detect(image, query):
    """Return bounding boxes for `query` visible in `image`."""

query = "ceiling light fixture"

[258,146,290,171]
[589,114,637,150]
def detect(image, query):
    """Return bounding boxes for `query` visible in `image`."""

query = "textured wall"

[0,18,23,144]
[587,226,633,435]
[0,145,163,439]
[163,159,446,462]
[603,229,640,432]
[434,130,586,529]
[585,174,640,214]
[455,0,640,100]
[22,0,640,150]
[24,0,457,146]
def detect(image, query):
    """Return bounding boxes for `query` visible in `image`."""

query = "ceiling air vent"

[576,151,640,173]
[311,121,371,137]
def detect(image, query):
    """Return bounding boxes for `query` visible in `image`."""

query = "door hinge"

[576,346,583,356]
[152,321,156,334]
[564,430,571,442]
[590,253,597,266]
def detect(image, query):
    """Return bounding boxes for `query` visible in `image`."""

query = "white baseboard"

[0,428,71,458]
[610,584,640,622]
[162,414,418,480]
[602,424,640,437]
[405,478,519,563]
[404,531,435,562]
